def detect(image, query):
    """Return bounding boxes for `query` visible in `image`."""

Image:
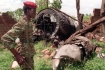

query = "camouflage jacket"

[1,16,35,57]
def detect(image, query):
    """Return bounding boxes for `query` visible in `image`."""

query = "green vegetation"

[7,8,23,21]
[36,0,62,13]
[51,0,62,9]
[0,41,53,70]
[6,0,62,21]
[0,40,105,70]
[83,14,91,22]
[0,49,13,70]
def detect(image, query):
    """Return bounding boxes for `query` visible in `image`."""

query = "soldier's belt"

[20,39,33,43]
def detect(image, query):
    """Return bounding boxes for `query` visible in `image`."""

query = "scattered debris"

[52,36,96,70]
[95,47,105,59]
[0,13,16,39]
[11,61,20,70]
[38,48,51,59]
[41,48,51,55]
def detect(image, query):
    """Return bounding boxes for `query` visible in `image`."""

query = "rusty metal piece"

[54,8,83,29]
[91,9,100,23]
[100,0,105,17]
[52,36,96,70]
[0,13,16,39]
[54,8,82,24]
[65,16,105,44]
[99,0,105,35]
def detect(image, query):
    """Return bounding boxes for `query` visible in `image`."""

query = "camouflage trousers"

[20,56,34,70]
[15,42,35,70]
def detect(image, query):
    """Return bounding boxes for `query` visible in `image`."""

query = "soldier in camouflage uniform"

[1,1,37,70]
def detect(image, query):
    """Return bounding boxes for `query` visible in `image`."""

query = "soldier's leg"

[20,56,34,70]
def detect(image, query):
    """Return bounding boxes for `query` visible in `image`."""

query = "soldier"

[1,1,37,70]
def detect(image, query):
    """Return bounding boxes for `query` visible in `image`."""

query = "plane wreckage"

[34,8,80,43]
[33,1,105,69]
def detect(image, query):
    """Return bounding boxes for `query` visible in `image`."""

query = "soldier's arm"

[1,21,26,65]
[1,21,26,49]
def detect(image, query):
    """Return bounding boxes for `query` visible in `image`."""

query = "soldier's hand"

[15,53,25,65]
[9,48,25,65]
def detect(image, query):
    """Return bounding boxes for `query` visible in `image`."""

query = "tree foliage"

[51,0,62,9]
[7,8,23,21]
[83,14,91,22]
[36,0,49,13]
[36,0,62,13]
[6,0,62,20]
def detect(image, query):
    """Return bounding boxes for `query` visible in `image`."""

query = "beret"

[23,1,37,9]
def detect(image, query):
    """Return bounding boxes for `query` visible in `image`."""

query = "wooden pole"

[76,0,80,21]
[76,0,83,29]
[46,0,48,8]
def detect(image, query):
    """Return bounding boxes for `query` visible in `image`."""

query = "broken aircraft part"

[34,8,79,42]
[52,36,96,70]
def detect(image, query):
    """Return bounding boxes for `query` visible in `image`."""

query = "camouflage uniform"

[1,16,35,70]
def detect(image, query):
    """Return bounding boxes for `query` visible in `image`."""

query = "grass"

[83,14,91,22]
[0,40,105,70]
[0,49,13,70]
[0,41,53,70]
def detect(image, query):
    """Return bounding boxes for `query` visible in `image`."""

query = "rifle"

[10,48,33,70]
[16,56,33,70]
